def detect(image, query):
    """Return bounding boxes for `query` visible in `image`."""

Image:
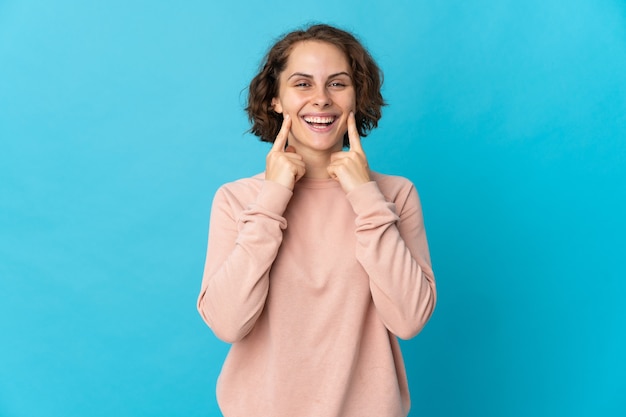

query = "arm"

[197,180,292,343]
[348,180,437,339]
[197,117,301,343]
[327,113,436,338]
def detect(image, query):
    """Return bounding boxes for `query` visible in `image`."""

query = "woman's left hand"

[327,112,371,193]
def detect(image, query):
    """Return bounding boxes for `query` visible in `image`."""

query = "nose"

[312,85,331,107]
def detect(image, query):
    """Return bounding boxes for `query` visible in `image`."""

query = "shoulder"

[370,172,422,213]
[213,173,266,206]
[219,173,265,193]
[370,171,416,196]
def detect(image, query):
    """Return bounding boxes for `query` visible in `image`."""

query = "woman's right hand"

[265,115,306,190]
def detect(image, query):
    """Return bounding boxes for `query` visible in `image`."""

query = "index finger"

[271,114,291,152]
[347,112,363,153]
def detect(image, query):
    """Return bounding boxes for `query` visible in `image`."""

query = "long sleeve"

[347,177,436,339]
[197,179,293,343]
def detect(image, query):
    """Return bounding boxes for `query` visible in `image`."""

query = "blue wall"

[1,1,624,416]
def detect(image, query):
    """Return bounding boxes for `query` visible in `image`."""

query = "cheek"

[342,92,356,112]
[276,95,299,115]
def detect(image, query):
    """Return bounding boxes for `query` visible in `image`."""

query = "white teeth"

[304,116,335,124]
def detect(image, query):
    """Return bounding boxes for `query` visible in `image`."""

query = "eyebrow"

[287,71,352,80]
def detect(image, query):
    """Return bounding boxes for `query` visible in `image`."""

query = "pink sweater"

[197,172,436,417]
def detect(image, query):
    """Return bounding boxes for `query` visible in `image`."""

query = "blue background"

[1,0,625,416]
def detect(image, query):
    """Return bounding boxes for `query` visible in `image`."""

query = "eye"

[294,81,311,88]
[329,79,351,89]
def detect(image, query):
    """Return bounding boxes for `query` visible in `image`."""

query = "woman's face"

[272,41,356,154]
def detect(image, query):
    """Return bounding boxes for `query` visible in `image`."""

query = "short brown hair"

[246,24,385,147]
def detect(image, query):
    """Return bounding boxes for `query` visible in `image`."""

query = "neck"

[304,153,332,179]
[295,145,343,179]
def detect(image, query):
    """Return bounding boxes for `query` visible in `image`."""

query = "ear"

[271,97,283,114]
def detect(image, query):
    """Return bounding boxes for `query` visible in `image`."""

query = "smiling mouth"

[303,115,337,129]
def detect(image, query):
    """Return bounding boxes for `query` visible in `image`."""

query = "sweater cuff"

[256,180,293,216]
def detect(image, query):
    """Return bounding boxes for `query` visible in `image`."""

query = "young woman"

[197,24,436,417]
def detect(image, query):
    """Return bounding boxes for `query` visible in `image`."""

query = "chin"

[308,132,345,150]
